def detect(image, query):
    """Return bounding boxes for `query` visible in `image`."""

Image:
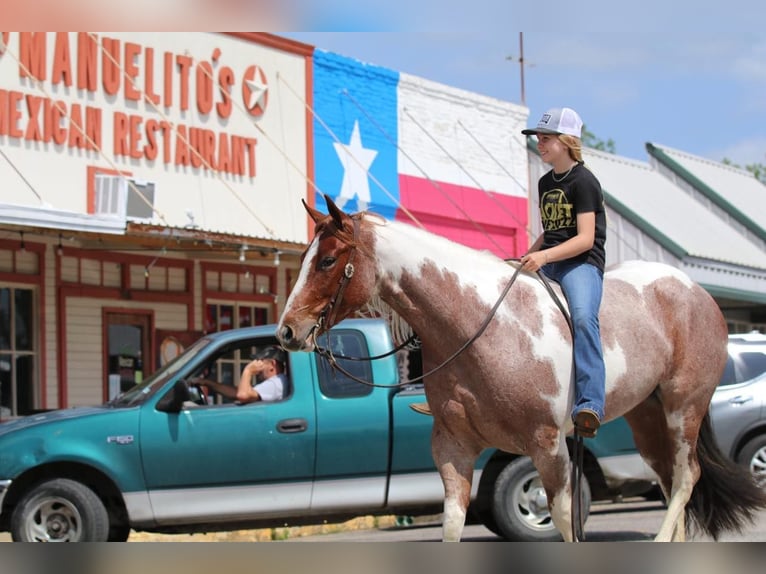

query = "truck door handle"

[277,418,308,433]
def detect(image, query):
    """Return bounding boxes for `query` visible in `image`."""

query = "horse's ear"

[324,194,347,229]
[302,198,325,224]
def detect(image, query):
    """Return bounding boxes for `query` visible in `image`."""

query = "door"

[138,339,317,524]
[104,311,152,401]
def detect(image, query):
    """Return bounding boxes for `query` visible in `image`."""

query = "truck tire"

[10,478,110,542]
[491,456,591,541]
[736,434,766,488]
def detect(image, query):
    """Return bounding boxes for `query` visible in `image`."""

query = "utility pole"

[506,32,532,106]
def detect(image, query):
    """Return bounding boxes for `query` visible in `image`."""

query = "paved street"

[2,499,765,542]
[286,499,766,542]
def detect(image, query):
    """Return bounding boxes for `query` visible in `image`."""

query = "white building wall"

[397,73,528,199]
[0,32,310,243]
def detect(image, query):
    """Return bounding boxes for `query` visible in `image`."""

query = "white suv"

[709,332,766,487]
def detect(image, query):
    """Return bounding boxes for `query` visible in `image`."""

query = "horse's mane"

[357,294,417,348]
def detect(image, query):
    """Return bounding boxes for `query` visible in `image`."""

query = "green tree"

[722,158,766,184]
[582,126,616,154]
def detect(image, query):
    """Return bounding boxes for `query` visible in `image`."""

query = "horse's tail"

[686,413,766,539]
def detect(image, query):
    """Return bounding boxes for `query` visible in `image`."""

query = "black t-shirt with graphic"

[538,162,606,271]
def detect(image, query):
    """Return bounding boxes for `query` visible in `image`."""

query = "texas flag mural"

[312,50,529,259]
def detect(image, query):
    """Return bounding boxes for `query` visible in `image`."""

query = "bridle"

[307,215,361,346]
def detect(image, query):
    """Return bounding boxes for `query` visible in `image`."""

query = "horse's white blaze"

[610,260,694,290]
[282,235,319,314]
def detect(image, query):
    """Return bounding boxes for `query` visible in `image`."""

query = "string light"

[273,250,280,266]
[239,244,248,262]
[57,234,63,256]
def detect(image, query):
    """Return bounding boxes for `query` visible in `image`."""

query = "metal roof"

[646,143,766,244]
[582,148,766,271]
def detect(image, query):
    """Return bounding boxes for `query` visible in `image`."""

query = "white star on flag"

[333,120,377,211]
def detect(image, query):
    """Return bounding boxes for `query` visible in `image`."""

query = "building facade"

[0,32,532,418]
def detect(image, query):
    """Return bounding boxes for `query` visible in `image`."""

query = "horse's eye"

[319,256,337,270]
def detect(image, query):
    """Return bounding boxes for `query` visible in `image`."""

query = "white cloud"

[732,41,766,83]
[712,137,766,166]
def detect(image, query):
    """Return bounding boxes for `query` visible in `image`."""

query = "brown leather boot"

[409,402,432,416]
[574,409,600,438]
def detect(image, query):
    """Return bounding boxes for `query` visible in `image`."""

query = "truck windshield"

[108,337,213,407]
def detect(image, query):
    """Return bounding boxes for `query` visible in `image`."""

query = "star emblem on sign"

[0,33,9,56]
[241,65,269,117]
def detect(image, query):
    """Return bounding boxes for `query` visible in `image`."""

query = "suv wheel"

[10,478,110,542]
[492,456,591,541]
[737,435,766,488]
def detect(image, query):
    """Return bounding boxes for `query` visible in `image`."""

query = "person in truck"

[191,346,287,403]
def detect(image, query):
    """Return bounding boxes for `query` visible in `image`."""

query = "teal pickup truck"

[0,318,656,542]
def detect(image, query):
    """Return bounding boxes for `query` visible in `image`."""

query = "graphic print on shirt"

[540,188,575,231]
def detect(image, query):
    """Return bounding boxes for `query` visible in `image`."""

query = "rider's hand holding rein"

[521,250,549,272]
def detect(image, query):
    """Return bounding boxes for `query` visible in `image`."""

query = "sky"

[5,1,764,168]
[281,2,766,168]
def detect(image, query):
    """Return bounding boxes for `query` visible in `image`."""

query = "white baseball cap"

[522,107,583,138]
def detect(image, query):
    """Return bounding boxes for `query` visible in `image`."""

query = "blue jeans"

[542,261,605,421]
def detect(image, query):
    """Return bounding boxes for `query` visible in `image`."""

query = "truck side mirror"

[156,380,191,413]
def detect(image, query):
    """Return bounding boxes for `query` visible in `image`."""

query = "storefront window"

[203,302,271,402]
[0,286,37,418]
[206,303,270,333]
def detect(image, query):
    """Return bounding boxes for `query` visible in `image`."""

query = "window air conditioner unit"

[94,174,155,221]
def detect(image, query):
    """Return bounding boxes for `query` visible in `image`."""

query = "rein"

[313,264,525,389]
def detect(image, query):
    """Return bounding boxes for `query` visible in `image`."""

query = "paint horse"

[277,194,766,542]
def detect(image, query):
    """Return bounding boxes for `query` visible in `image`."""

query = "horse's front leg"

[432,426,479,542]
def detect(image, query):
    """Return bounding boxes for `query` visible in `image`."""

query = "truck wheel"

[736,434,766,488]
[10,478,110,542]
[491,456,591,541]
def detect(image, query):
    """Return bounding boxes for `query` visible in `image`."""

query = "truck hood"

[0,406,111,437]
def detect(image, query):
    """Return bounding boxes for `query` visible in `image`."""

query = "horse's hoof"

[574,409,600,438]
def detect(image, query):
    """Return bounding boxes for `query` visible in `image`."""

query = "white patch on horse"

[442,497,467,542]
[534,322,575,421]
[610,260,694,290]
[375,219,507,309]
[603,342,629,401]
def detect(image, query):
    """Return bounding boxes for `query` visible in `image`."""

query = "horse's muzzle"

[277,322,316,352]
